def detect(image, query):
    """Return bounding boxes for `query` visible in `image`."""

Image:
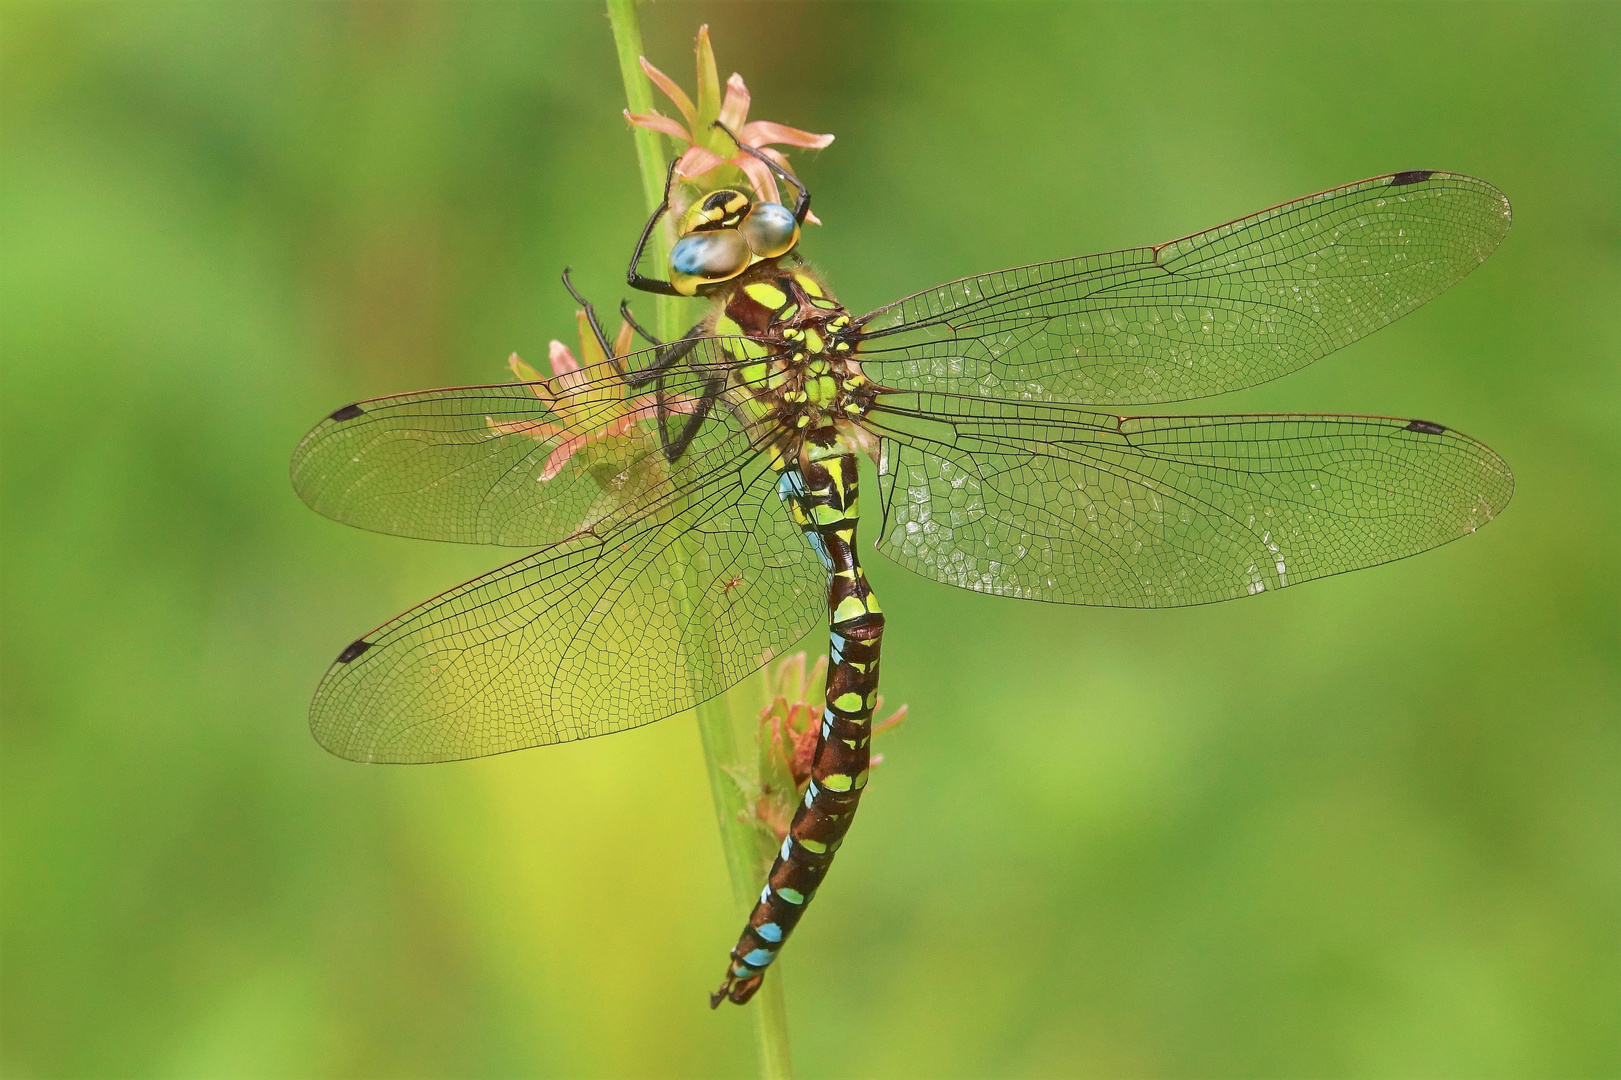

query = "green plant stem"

[605,0,679,343]
[605,5,793,1078]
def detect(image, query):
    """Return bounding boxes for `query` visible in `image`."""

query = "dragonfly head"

[670,188,801,296]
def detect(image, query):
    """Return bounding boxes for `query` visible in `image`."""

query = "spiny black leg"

[662,374,727,464]
[615,301,711,388]
[712,120,811,224]
[619,305,706,372]
[625,324,708,389]
[560,267,622,376]
[627,159,684,297]
[656,367,671,457]
[620,301,709,362]
[619,301,661,348]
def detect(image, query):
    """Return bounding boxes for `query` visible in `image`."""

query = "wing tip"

[1383,169,1513,236]
[308,701,400,765]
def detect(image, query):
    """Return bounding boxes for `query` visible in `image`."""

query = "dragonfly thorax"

[715,262,874,432]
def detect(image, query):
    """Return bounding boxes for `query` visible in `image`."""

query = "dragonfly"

[291,127,1513,1007]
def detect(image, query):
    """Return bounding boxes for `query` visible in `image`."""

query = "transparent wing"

[309,434,824,763]
[290,339,744,546]
[856,171,1511,406]
[865,391,1513,608]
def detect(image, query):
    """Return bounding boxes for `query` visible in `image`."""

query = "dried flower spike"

[625,25,832,218]
[488,314,696,480]
[737,652,909,844]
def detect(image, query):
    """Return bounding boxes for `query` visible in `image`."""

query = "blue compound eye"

[669,229,750,296]
[739,201,799,259]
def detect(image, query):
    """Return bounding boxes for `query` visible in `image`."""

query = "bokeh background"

[4,2,1617,1077]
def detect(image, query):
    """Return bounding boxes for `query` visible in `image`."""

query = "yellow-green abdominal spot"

[833,692,864,713]
[797,837,828,854]
[832,595,870,624]
[821,774,853,792]
[776,887,806,905]
[805,439,848,464]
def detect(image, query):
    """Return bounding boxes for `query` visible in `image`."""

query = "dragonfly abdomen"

[712,435,884,1007]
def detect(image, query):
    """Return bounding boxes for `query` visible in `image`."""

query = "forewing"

[309,437,824,762]
[857,172,1510,406]
[290,340,740,546]
[866,392,1512,608]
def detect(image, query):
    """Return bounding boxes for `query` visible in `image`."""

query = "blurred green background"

[3,2,1617,1077]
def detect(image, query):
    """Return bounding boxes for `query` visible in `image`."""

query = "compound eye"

[739,202,799,259]
[669,229,750,296]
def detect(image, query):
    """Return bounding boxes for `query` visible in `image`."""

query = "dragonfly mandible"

[290,127,1513,1007]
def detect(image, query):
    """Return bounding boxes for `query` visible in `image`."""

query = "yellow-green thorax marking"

[710,262,876,440]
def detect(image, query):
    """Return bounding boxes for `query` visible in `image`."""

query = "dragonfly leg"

[618,307,710,391]
[712,120,811,224]
[626,159,685,297]
[660,374,727,464]
[617,300,660,347]
[560,267,624,377]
